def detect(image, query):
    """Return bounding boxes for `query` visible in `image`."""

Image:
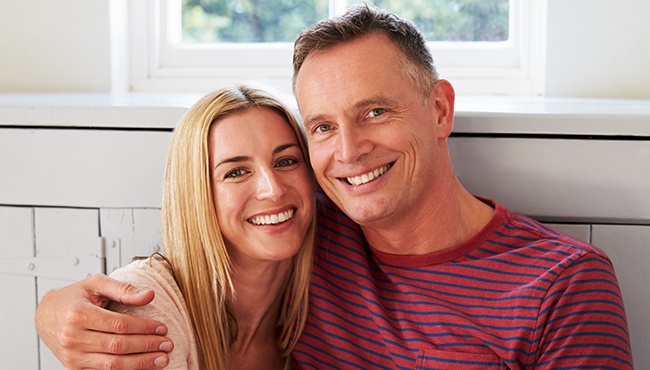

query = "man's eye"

[314,123,332,133]
[367,108,385,118]
[276,157,298,168]
[225,168,246,179]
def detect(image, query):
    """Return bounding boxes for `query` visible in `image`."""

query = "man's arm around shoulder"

[35,274,173,369]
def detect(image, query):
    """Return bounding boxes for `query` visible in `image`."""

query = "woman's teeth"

[248,209,294,225]
[346,164,391,186]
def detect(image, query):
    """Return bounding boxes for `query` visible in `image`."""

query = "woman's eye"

[367,108,385,118]
[276,157,298,168]
[225,168,246,179]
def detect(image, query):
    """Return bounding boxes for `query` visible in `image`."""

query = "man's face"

[294,33,450,229]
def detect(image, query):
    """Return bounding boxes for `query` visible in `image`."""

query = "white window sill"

[1,93,649,137]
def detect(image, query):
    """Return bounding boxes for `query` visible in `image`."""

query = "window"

[181,0,508,43]
[128,0,545,95]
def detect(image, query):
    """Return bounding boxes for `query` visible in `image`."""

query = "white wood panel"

[0,207,38,370]
[0,94,193,129]
[0,129,171,208]
[35,208,100,257]
[592,225,650,370]
[28,209,105,369]
[453,99,650,136]
[0,207,33,258]
[101,208,162,273]
[0,275,39,370]
[36,277,75,370]
[449,137,650,223]
[33,208,104,281]
[132,208,163,261]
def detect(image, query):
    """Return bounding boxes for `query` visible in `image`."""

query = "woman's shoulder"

[109,256,176,292]
[107,255,199,368]
[107,255,187,317]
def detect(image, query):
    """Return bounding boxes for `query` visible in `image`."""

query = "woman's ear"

[431,79,455,139]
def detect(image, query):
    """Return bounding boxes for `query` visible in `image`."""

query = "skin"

[209,107,313,368]
[294,32,493,255]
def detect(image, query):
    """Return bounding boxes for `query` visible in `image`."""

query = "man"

[36,4,632,369]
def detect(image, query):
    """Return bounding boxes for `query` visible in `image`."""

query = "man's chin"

[341,203,388,227]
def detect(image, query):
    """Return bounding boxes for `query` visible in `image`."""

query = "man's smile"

[342,163,393,186]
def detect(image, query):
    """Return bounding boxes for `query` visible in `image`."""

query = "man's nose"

[334,125,373,163]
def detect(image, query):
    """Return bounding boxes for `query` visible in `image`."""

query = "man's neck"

[361,180,494,255]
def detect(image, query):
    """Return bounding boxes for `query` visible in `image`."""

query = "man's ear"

[431,79,455,139]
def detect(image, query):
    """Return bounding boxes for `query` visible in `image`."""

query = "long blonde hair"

[161,85,315,369]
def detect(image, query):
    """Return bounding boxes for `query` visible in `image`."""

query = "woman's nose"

[256,169,287,201]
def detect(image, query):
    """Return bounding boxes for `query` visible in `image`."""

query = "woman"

[107,85,316,369]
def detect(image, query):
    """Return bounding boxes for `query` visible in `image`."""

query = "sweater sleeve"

[532,252,633,369]
[107,258,200,370]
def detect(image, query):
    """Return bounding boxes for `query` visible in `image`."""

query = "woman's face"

[208,107,313,267]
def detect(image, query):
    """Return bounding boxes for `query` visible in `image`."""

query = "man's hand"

[35,274,174,369]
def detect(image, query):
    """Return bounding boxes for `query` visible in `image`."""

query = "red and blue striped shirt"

[292,194,632,369]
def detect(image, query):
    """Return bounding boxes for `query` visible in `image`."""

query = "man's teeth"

[248,209,294,225]
[347,164,391,186]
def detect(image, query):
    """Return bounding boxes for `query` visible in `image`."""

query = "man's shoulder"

[500,206,609,260]
[315,192,339,212]
[316,192,355,225]
[315,192,365,247]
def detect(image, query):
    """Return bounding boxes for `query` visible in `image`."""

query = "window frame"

[128,0,546,95]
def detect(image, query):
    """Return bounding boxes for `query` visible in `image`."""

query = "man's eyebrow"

[301,115,325,130]
[302,96,397,128]
[352,96,396,110]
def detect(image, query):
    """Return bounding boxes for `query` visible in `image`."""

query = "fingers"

[83,274,156,307]
[60,351,170,370]
[77,303,168,337]
[52,311,174,369]
[63,274,166,336]
[58,323,174,356]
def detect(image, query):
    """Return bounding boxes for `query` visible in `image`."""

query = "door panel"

[0,207,38,370]
[592,225,650,370]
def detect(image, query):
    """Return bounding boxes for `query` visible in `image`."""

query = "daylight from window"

[181,0,509,43]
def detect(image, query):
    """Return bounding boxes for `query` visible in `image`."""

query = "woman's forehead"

[209,107,299,155]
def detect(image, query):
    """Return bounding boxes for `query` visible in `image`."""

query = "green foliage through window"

[182,0,509,43]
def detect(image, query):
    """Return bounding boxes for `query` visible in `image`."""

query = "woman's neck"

[228,259,292,369]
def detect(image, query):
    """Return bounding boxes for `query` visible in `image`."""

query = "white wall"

[545,0,650,98]
[0,0,113,92]
[1,0,650,98]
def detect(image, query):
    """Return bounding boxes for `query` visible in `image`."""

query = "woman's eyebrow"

[274,143,299,155]
[214,143,298,170]
[215,155,250,170]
